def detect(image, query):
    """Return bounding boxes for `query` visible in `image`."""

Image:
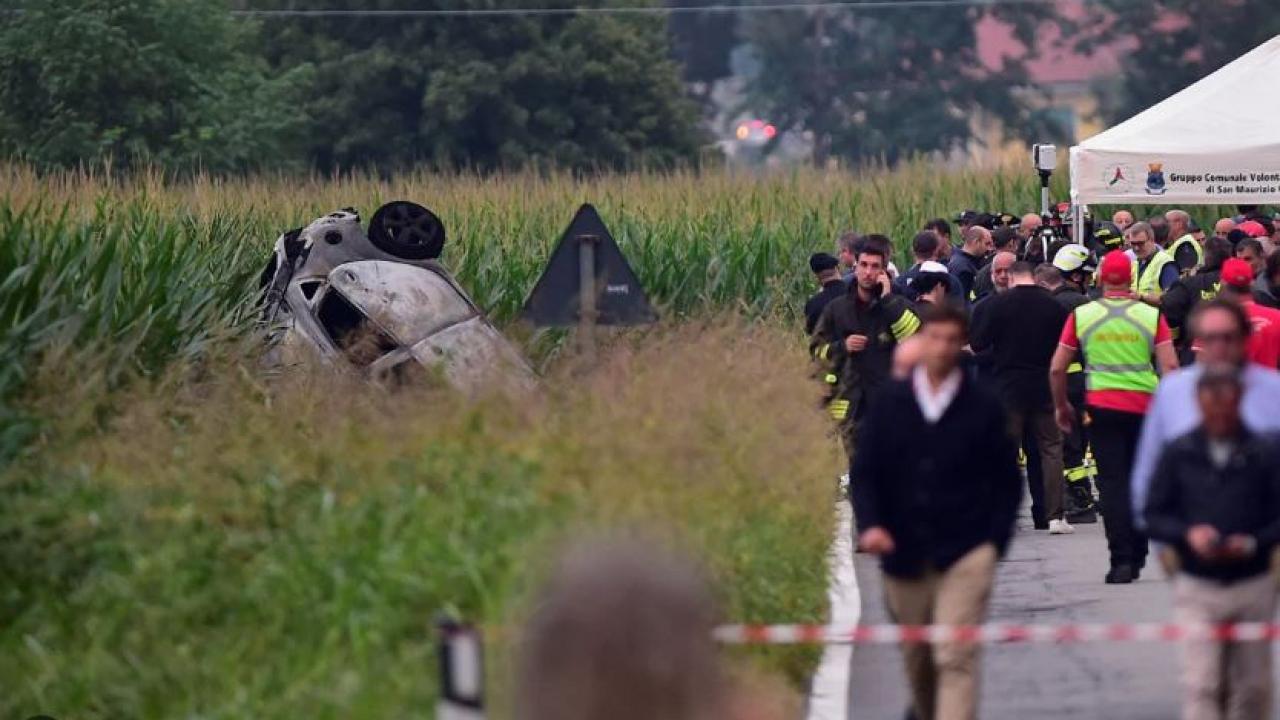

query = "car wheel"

[368,201,446,260]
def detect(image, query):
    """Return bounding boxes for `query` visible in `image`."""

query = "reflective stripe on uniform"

[890,309,921,340]
[815,343,831,361]
[1085,362,1157,373]
[1065,466,1091,482]
[1067,362,1083,374]
[828,399,850,420]
[824,373,838,385]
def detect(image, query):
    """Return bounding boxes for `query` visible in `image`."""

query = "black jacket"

[851,373,1023,578]
[947,250,984,301]
[1050,283,1089,313]
[1051,284,1089,395]
[1144,428,1280,583]
[1162,270,1221,358]
[804,280,847,335]
[970,285,1069,411]
[811,289,920,424]
[1255,277,1280,309]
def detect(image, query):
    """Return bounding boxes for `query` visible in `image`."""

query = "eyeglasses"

[1198,332,1243,345]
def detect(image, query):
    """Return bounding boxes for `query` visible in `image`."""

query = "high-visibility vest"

[1132,250,1174,296]
[1074,298,1159,395]
[1168,234,1204,274]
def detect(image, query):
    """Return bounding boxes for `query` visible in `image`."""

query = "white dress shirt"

[912,365,963,423]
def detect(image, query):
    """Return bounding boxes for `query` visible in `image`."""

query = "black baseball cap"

[809,252,839,274]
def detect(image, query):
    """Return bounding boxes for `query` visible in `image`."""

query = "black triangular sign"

[521,204,658,327]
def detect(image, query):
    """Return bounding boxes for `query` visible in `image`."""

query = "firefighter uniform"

[1049,244,1098,522]
[1160,269,1222,365]
[1049,282,1096,522]
[811,289,920,461]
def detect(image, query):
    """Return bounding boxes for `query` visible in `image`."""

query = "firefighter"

[1037,244,1098,523]
[1050,250,1180,584]
[1160,236,1232,365]
[811,239,921,497]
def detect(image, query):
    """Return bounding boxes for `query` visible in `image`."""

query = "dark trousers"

[1024,430,1046,527]
[1009,406,1065,523]
[1088,407,1149,569]
[1063,378,1089,480]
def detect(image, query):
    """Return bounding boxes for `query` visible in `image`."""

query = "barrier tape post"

[437,616,486,720]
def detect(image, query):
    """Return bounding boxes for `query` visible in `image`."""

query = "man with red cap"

[1050,250,1179,584]
[1219,257,1280,369]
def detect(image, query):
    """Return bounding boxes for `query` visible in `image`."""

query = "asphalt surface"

[845,507,1280,720]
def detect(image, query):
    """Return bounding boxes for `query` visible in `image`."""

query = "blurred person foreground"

[517,538,798,720]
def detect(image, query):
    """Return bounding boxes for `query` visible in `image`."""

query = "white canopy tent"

[1070,34,1280,209]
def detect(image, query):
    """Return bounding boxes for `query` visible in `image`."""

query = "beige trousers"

[882,543,998,720]
[1174,572,1279,720]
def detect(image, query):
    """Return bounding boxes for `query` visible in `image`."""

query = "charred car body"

[259,201,535,393]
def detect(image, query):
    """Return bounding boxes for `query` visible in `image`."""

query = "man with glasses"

[1131,298,1280,533]
[1126,221,1178,306]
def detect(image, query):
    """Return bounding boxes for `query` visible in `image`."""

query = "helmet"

[1092,222,1123,250]
[1052,243,1096,274]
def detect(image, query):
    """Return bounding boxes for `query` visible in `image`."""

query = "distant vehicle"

[258,202,536,394]
[733,119,778,146]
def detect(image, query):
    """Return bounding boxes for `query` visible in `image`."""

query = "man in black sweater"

[853,303,1022,720]
[1144,365,1280,720]
[971,261,1071,533]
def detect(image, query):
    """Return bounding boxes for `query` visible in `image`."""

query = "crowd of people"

[805,207,1280,720]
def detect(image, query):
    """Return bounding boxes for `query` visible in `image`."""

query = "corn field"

[0,161,1060,390]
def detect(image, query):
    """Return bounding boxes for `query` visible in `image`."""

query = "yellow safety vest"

[1074,298,1159,395]
[1132,250,1174,297]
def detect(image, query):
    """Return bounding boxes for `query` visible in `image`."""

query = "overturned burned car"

[258,201,536,393]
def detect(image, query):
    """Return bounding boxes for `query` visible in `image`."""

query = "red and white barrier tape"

[714,623,1280,645]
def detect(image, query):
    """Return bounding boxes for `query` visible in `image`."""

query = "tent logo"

[1145,162,1168,196]
[1102,164,1134,193]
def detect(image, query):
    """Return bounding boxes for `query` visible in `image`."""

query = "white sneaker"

[1048,519,1075,535]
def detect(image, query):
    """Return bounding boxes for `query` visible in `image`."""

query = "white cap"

[918,260,949,274]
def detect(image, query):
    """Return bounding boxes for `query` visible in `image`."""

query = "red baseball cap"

[1238,220,1268,238]
[1221,257,1255,289]
[1099,250,1132,285]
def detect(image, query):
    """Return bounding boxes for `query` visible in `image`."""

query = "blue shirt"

[1131,363,1280,526]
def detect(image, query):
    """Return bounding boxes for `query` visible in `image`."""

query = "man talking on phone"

[812,236,921,499]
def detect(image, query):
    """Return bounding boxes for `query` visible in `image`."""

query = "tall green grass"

[2,321,836,719]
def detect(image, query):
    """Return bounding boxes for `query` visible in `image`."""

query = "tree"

[739,3,1055,166]
[254,0,703,171]
[0,0,313,171]
[1074,0,1280,124]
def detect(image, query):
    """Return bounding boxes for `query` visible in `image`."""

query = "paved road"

[845,507,1280,720]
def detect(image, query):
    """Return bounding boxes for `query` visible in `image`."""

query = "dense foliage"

[0,0,703,172]
[1076,0,1280,123]
[736,4,1061,165]
[0,0,314,171]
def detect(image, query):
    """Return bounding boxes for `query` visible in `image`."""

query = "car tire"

[368,201,446,260]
